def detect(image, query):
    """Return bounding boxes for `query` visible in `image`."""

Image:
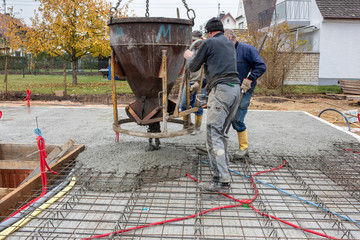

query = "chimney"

[219,11,225,20]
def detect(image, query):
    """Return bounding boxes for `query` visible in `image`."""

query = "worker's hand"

[241,78,252,93]
[184,49,194,59]
[190,82,200,95]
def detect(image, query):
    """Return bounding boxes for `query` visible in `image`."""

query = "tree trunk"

[4,55,8,83]
[64,63,67,95]
[4,56,8,96]
[72,59,77,85]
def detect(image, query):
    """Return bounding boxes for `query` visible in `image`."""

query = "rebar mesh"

[2,143,360,240]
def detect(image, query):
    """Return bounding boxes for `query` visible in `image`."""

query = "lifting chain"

[182,0,196,21]
[109,0,122,18]
[145,0,150,17]
[145,0,195,20]
[110,0,196,21]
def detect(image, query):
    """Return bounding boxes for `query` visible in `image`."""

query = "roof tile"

[315,0,360,19]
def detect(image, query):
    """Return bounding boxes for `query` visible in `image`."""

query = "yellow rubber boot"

[234,130,249,159]
[183,116,189,129]
[195,115,202,131]
[192,115,202,135]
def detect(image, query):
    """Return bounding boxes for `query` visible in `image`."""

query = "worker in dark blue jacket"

[224,29,266,159]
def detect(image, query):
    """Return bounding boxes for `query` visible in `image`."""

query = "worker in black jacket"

[184,17,241,192]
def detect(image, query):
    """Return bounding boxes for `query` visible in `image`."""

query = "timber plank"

[0,144,56,161]
[0,160,38,170]
[0,144,85,221]
[339,79,360,95]
[0,188,15,199]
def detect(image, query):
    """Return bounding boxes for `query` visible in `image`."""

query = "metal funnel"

[108,17,192,124]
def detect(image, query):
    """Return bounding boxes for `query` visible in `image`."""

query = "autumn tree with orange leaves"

[25,0,124,85]
[0,10,26,94]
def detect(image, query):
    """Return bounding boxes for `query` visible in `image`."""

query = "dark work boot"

[233,148,249,159]
[196,143,207,154]
[200,180,230,193]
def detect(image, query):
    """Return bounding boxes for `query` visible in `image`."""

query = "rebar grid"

[2,145,360,240]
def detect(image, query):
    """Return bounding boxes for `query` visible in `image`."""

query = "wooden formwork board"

[0,143,85,221]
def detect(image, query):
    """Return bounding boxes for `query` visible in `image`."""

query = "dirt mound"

[0,92,83,102]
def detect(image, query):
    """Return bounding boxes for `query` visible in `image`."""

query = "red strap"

[23,89,31,107]
[6,135,58,219]
[37,136,58,176]
[0,110,2,119]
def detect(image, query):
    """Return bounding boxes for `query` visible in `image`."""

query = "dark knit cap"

[205,17,224,33]
[192,30,202,40]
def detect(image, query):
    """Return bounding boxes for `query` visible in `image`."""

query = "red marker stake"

[23,89,31,107]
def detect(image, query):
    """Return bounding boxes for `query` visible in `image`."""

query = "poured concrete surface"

[1,106,358,157]
[0,105,359,180]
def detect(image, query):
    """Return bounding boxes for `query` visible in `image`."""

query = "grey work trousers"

[206,83,241,183]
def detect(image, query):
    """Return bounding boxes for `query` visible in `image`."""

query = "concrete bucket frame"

[108,17,204,138]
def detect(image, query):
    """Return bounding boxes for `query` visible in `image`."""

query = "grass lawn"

[255,84,342,95]
[1,74,132,95]
[1,74,342,96]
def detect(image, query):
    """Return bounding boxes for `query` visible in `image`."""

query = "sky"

[2,0,240,30]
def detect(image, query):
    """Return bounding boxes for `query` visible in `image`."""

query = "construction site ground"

[0,93,360,239]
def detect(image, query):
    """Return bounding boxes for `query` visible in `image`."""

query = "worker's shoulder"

[237,42,256,50]
[237,42,258,54]
[204,35,229,45]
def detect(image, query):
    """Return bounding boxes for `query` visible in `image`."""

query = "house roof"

[221,12,236,23]
[315,0,360,19]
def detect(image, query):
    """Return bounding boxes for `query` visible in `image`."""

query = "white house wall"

[236,0,247,29]
[309,0,323,25]
[318,20,360,85]
[222,16,236,29]
[300,0,322,53]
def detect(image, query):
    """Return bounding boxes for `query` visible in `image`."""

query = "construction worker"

[180,30,205,135]
[184,17,241,192]
[224,29,266,159]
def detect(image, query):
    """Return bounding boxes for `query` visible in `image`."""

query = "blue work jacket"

[235,41,266,92]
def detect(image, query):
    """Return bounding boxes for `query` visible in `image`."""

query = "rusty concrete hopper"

[108,17,204,140]
[109,17,192,124]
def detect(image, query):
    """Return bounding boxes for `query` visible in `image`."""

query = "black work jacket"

[186,32,240,92]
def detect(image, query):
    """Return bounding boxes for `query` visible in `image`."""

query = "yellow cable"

[350,122,360,128]
[0,176,76,239]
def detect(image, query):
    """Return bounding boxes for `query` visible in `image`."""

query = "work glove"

[241,78,252,93]
[190,82,200,95]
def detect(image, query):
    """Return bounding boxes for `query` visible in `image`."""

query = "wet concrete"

[0,105,359,178]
